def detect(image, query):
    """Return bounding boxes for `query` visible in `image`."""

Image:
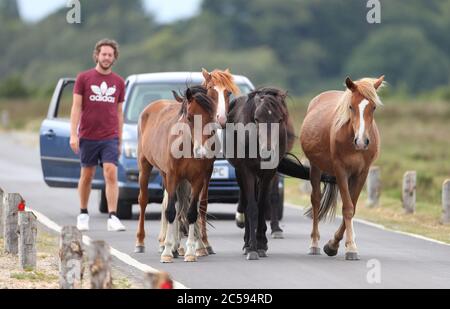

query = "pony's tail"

[175,180,191,236]
[304,182,339,222]
[277,154,336,184]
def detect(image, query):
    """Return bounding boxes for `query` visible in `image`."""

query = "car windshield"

[125,82,253,123]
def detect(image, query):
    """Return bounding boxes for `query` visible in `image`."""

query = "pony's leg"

[198,167,214,256]
[135,158,152,253]
[158,190,169,253]
[325,171,368,259]
[161,178,178,263]
[308,164,322,255]
[256,175,272,257]
[185,179,203,262]
[235,169,246,229]
[269,174,283,239]
[331,167,361,260]
[241,168,258,260]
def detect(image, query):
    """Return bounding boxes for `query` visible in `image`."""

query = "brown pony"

[157,69,240,256]
[300,76,385,260]
[136,85,216,263]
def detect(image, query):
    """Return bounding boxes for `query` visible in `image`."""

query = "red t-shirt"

[73,68,125,140]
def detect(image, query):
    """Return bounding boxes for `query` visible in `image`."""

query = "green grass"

[10,270,58,282]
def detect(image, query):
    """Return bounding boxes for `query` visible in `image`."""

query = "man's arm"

[69,94,82,154]
[118,102,124,155]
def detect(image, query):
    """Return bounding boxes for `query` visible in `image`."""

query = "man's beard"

[99,61,113,70]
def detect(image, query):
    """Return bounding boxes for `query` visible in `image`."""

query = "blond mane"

[334,78,385,130]
[204,69,241,96]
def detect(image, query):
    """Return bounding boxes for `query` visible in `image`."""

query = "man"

[70,39,126,232]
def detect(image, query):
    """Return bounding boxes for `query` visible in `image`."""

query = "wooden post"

[442,179,450,224]
[366,166,381,208]
[0,188,4,239]
[402,171,416,214]
[18,211,37,270]
[88,240,112,289]
[59,226,83,289]
[4,193,22,254]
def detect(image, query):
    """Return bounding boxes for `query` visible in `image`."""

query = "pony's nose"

[354,138,358,145]
[217,115,227,127]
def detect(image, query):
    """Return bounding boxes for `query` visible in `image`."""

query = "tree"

[344,26,450,92]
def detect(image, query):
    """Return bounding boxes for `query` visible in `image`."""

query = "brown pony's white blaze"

[340,76,384,150]
[300,75,385,261]
[202,68,240,128]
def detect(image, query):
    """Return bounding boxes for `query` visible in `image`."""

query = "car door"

[40,78,105,188]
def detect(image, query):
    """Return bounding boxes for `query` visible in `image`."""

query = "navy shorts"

[79,138,119,167]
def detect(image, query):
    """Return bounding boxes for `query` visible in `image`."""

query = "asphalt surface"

[1,131,450,288]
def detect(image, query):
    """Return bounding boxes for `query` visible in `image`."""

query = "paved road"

[1,132,449,288]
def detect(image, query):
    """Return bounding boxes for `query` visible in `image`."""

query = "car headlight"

[123,141,138,158]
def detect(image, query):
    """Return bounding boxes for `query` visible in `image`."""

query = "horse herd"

[134,68,385,262]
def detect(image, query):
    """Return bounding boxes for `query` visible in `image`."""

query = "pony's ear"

[185,88,193,103]
[225,68,231,74]
[345,76,357,92]
[281,90,288,100]
[172,90,183,103]
[202,68,211,81]
[374,75,385,90]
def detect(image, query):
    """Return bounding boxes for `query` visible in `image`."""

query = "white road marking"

[284,202,450,246]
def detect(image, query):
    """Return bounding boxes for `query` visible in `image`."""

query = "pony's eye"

[349,105,353,110]
[373,106,376,111]
[226,91,232,97]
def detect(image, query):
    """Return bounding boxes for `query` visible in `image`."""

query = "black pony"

[225,87,292,259]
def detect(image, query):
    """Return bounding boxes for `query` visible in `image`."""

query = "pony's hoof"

[177,247,185,256]
[196,248,208,257]
[345,252,360,261]
[172,250,179,258]
[184,255,197,262]
[235,212,245,229]
[206,246,216,255]
[158,245,164,254]
[160,255,173,263]
[257,249,268,258]
[134,245,145,253]
[308,247,321,255]
[271,231,284,239]
[243,247,250,255]
[246,251,259,260]
[323,243,338,257]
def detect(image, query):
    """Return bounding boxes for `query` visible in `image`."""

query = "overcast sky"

[17,0,202,23]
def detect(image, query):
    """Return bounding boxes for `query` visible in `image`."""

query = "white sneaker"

[107,215,126,232]
[77,214,90,231]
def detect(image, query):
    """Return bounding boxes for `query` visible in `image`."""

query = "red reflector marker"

[18,200,26,212]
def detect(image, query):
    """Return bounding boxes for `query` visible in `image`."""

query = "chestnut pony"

[300,76,385,260]
[136,85,216,263]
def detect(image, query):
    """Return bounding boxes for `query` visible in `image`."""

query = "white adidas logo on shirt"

[89,81,116,103]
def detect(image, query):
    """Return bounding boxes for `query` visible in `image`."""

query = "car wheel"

[117,200,133,220]
[98,189,108,213]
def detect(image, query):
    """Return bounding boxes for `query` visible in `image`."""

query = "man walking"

[70,39,126,231]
